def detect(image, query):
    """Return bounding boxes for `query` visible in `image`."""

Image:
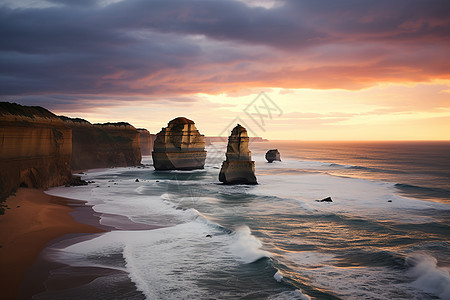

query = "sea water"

[40,141,450,299]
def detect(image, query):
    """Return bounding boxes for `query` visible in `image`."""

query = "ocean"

[39,141,449,299]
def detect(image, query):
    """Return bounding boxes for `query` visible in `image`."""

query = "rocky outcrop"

[316,197,333,202]
[152,117,206,170]
[0,103,72,198]
[137,129,152,156]
[219,124,257,184]
[60,117,141,170]
[265,149,281,163]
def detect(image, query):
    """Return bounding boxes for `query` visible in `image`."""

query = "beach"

[0,188,104,300]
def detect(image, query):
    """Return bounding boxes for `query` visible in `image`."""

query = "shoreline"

[0,188,105,300]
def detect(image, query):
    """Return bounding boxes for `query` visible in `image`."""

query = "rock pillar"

[219,124,257,184]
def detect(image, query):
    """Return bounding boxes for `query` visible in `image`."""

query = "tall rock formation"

[152,117,206,170]
[60,117,141,170]
[0,103,72,198]
[137,129,152,156]
[219,124,257,184]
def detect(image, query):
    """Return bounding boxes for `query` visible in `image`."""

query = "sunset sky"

[1,0,449,140]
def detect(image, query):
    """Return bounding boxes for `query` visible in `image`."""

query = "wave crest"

[406,253,450,300]
[229,225,270,264]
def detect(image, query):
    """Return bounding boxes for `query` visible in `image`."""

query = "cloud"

[0,0,449,107]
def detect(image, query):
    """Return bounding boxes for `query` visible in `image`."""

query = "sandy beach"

[0,188,104,300]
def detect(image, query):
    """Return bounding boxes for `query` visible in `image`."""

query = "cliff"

[152,117,206,170]
[60,117,141,170]
[137,129,152,156]
[219,124,257,184]
[0,103,72,199]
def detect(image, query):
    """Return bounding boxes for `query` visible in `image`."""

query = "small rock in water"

[69,176,88,186]
[206,234,212,238]
[135,179,139,182]
[387,200,392,202]
[316,196,333,202]
[265,149,281,163]
[156,180,160,182]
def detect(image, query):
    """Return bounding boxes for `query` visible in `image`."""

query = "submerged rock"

[152,117,206,170]
[219,124,257,184]
[265,149,281,163]
[316,197,333,202]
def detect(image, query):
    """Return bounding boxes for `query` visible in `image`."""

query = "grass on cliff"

[58,115,90,124]
[0,102,54,119]
[96,128,132,144]
[95,122,132,127]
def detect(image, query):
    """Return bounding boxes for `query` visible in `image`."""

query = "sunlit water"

[40,141,450,299]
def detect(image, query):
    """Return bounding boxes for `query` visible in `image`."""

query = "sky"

[1,0,450,140]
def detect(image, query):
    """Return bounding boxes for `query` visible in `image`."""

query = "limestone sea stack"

[152,117,206,170]
[265,149,281,163]
[219,124,257,184]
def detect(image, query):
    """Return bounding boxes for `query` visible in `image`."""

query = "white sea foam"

[268,290,311,300]
[273,270,283,282]
[251,172,448,223]
[56,222,230,299]
[229,225,271,264]
[55,220,276,299]
[286,251,336,267]
[46,178,204,228]
[406,253,450,300]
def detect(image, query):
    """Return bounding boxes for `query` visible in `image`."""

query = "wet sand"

[0,188,104,300]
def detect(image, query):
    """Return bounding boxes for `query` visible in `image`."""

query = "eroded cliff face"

[60,117,141,170]
[0,103,72,198]
[137,129,152,156]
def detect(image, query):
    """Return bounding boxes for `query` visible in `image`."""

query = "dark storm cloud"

[46,0,98,7]
[1,0,449,108]
[95,0,450,47]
